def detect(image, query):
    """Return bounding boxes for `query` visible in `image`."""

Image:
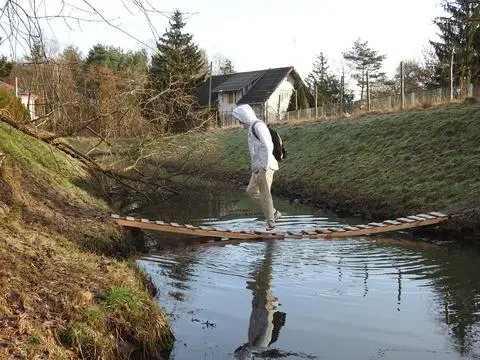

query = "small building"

[195,66,312,125]
[0,80,39,120]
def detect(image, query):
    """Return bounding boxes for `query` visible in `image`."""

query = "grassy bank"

[0,122,173,359]
[155,103,480,240]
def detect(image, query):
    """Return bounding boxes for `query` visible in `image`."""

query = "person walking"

[232,104,281,231]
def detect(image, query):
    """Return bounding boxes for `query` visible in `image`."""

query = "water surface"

[134,191,480,359]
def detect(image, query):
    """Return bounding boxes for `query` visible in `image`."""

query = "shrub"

[0,86,30,121]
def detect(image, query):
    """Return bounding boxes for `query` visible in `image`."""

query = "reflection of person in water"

[234,241,286,359]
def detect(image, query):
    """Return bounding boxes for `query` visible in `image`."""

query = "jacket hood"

[233,104,257,126]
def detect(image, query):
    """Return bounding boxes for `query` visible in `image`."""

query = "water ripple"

[135,196,480,359]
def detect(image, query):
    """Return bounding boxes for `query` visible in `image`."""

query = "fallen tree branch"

[0,109,182,198]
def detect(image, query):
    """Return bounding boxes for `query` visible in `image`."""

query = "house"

[0,80,39,119]
[195,66,312,124]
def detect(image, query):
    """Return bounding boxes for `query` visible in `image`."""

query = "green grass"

[0,121,108,210]
[0,118,174,358]
[100,286,144,314]
[59,286,154,357]
[65,103,480,234]
[145,104,480,228]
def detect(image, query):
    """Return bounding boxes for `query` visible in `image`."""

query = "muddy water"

[134,190,480,359]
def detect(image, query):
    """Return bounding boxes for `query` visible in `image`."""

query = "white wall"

[250,104,264,120]
[265,74,294,123]
[217,90,243,114]
[19,95,36,119]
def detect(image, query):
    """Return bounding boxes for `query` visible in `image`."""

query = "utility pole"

[340,75,344,114]
[366,71,371,112]
[450,49,454,101]
[208,62,213,110]
[295,89,298,111]
[315,83,318,119]
[400,61,405,109]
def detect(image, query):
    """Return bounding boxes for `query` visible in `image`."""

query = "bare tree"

[0,1,212,199]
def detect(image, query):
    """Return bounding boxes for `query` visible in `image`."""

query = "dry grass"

[282,99,466,125]
[0,121,173,359]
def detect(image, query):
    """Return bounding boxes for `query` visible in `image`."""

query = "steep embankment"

[159,103,480,241]
[0,121,173,359]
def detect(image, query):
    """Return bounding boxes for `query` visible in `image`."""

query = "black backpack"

[252,121,287,162]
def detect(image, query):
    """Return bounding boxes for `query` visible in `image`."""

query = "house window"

[228,92,235,104]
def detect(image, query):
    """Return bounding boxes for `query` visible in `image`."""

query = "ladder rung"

[342,225,359,231]
[407,216,425,221]
[429,211,447,218]
[287,231,304,237]
[396,217,415,223]
[415,214,436,220]
[199,226,215,231]
[368,222,387,227]
[383,220,402,225]
[328,227,346,232]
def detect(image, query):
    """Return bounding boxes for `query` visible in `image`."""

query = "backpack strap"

[251,120,261,141]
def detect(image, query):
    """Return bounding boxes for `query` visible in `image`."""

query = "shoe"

[274,210,282,221]
[266,220,276,232]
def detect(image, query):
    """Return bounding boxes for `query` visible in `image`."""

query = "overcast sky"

[5,0,446,81]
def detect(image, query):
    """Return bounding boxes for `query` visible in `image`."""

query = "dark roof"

[194,66,306,107]
[211,70,264,92]
[194,74,231,107]
[237,67,292,104]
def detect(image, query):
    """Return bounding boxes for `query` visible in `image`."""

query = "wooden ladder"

[112,212,448,241]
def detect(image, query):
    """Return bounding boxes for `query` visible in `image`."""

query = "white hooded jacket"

[233,105,279,171]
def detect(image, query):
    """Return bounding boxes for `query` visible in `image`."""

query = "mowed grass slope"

[0,121,173,359]
[161,104,480,235]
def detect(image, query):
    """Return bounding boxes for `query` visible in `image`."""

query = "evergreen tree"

[343,38,387,101]
[219,58,236,75]
[305,53,330,102]
[305,53,353,111]
[211,54,236,75]
[85,44,147,73]
[149,10,205,90]
[0,55,13,79]
[26,41,46,63]
[287,81,310,111]
[145,10,206,133]
[0,38,13,78]
[430,0,480,90]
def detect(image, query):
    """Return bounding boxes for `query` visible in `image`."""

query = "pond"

[132,190,480,359]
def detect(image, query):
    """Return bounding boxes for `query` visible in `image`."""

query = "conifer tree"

[430,0,480,90]
[145,10,206,133]
[219,58,235,75]
[149,10,205,92]
[343,38,387,101]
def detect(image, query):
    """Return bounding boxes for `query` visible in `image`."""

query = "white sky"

[5,0,446,81]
